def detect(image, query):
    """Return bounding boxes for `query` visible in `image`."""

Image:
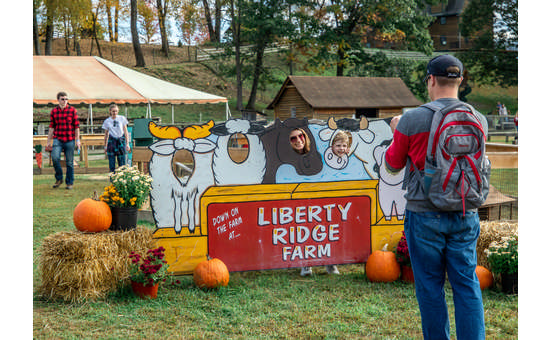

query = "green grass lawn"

[32,174,517,338]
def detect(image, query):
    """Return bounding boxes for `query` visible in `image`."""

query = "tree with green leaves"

[224,0,297,112]
[457,0,517,87]
[241,0,297,110]
[348,52,429,101]
[299,0,441,76]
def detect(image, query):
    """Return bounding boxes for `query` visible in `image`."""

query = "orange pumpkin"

[73,192,112,232]
[475,265,493,290]
[366,244,400,283]
[193,258,230,289]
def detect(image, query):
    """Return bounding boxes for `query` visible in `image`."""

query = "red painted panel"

[207,196,371,272]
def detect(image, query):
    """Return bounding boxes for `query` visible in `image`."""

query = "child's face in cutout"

[332,140,348,157]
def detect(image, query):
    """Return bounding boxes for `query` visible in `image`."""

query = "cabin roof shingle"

[267,75,422,110]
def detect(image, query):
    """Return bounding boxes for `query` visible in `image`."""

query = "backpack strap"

[424,101,469,164]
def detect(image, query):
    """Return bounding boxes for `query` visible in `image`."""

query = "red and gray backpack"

[418,101,491,214]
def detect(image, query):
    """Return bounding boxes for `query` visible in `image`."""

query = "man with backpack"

[385,55,489,340]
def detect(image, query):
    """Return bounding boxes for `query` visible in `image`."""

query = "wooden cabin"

[266,76,422,120]
[428,0,472,51]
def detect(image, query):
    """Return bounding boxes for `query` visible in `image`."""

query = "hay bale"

[37,227,154,302]
[477,221,518,268]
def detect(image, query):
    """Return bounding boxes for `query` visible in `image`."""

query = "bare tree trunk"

[230,0,243,111]
[336,48,345,76]
[157,0,170,57]
[63,16,71,55]
[44,4,54,55]
[131,0,146,67]
[246,45,265,110]
[33,1,41,55]
[114,2,119,42]
[72,21,82,56]
[91,8,103,58]
[202,0,215,43]
[106,0,114,41]
[214,0,222,43]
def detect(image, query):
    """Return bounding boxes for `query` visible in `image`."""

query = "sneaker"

[66,185,73,190]
[300,267,312,276]
[52,180,63,188]
[326,265,340,274]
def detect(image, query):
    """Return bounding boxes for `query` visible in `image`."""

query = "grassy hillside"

[34,39,517,125]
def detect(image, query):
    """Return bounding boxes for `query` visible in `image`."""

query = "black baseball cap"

[424,54,463,82]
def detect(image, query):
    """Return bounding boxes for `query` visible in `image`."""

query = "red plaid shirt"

[49,105,79,142]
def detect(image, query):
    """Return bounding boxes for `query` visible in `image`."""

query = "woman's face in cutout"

[289,129,306,153]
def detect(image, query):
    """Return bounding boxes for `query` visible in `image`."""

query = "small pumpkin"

[193,257,230,289]
[73,191,112,232]
[366,244,400,283]
[475,265,493,290]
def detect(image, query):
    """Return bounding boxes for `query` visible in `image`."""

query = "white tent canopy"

[34,56,230,122]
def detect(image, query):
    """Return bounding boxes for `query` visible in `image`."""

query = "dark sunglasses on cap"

[290,133,305,142]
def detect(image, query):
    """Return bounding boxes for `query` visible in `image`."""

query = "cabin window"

[440,17,446,25]
[355,108,378,119]
[290,107,296,118]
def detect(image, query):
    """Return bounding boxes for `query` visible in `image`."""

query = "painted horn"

[359,116,369,130]
[148,121,182,139]
[182,120,214,140]
[328,117,338,130]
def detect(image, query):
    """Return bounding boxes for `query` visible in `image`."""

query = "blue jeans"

[108,153,126,172]
[51,139,75,185]
[404,210,485,340]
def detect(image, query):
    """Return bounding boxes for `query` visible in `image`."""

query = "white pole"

[147,103,152,119]
[171,104,174,124]
[225,102,231,120]
[89,104,93,134]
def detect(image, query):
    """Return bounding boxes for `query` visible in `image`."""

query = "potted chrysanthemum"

[484,235,518,294]
[395,231,414,283]
[128,246,168,299]
[100,165,152,230]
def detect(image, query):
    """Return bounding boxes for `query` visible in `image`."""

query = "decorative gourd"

[365,244,400,283]
[193,257,230,289]
[73,191,112,232]
[475,265,493,290]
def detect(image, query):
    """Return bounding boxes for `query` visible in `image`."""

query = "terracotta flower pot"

[401,265,414,283]
[131,281,159,299]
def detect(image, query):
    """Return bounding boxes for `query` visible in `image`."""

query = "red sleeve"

[49,108,56,129]
[385,129,409,171]
[72,107,80,129]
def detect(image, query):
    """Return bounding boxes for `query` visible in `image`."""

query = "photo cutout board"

[147,117,406,274]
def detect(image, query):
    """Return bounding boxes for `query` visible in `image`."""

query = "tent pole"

[171,104,174,124]
[226,102,231,120]
[89,104,93,134]
[147,103,151,119]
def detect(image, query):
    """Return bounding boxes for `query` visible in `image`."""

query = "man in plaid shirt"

[47,91,81,189]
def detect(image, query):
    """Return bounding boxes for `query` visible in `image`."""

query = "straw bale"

[477,221,518,268]
[37,227,155,302]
